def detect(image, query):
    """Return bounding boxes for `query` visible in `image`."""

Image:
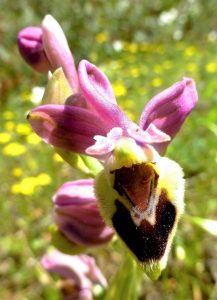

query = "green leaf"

[188,216,217,237]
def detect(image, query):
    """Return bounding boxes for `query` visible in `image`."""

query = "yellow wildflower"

[21,91,32,102]
[4,121,15,131]
[206,62,217,73]
[151,78,163,87]
[186,63,197,73]
[154,65,162,74]
[36,173,52,185]
[2,142,26,156]
[184,46,196,57]
[124,42,138,53]
[26,133,41,145]
[130,67,140,78]
[112,81,127,97]
[12,168,22,177]
[3,111,14,120]
[124,110,135,121]
[11,177,38,195]
[163,60,172,70]
[96,32,108,44]
[0,132,11,144]
[16,123,32,135]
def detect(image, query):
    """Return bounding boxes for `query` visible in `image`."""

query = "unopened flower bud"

[17,27,51,73]
[41,250,107,300]
[53,179,114,247]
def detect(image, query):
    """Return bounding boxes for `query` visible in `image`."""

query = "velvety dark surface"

[112,189,176,262]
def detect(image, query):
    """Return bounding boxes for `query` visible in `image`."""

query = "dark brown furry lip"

[112,189,176,262]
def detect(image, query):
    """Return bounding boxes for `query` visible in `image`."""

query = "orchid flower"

[41,250,107,300]
[53,179,114,247]
[18,15,198,279]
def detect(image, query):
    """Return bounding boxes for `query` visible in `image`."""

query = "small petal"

[140,78,198,153]
[86,135,114,156]
[42,15,79,92]
[86,128,123,156]
[78,60,131,132]
[27,104,107,155]
[17,27,51,73]
[128,123,171,145]
[53,179,114,246]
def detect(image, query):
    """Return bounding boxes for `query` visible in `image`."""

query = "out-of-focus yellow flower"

[123,99,134,109]
[11,177,38,195]
[96,32,108,44]
[139,42,150,52]
[124,42,138,53]
[156,45,165,54]
[130,67,140,78]
[187,63,197,73]
[53,153,64,162]
[21,91,32,101]
[112,81,127,97]
[151,78,163,87]
[124,110,136,121]
[16,123,32,135]
[163,60,173,70]
[0,132,11,143]
[12,168,22,177]
[3,111,14,120]
[206,62,217,73]
[154,64,162,74]
[2,142,26,156]
[26,133,41,145]
[36,173,52,185]
[11,173,52,195]
[184,46,196,57]
[5,121,15,131]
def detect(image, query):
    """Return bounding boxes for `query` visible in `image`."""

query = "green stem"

[105,249,143,300]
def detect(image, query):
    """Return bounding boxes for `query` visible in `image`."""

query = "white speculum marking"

[130,188,158,227]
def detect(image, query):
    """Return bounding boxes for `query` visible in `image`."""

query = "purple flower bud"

[41,250,107,300]
[53,179,114,247]
[18,15,79,92]
[17,27,51,73]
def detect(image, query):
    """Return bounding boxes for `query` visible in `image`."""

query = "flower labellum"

[95,137,185,279]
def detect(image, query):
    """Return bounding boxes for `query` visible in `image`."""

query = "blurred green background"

[0,0,217,299]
